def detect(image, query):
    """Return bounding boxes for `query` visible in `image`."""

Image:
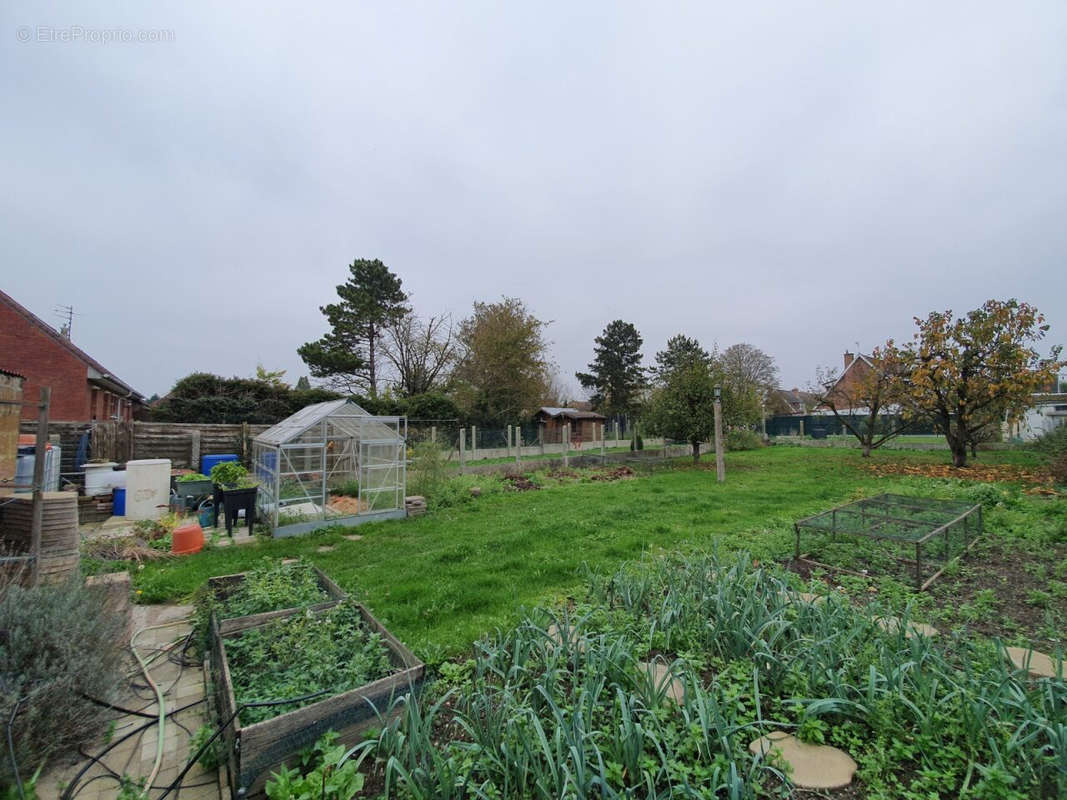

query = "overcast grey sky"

[4,1,1065,398]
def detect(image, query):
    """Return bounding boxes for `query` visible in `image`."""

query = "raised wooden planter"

[210,603,424,797]
[206,564,346,634]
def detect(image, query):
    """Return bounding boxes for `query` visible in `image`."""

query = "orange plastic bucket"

[171,522,204,555]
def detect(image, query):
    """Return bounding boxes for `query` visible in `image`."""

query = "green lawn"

[111,446,1062,661]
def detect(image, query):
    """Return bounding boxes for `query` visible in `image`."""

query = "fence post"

[799,419,805,437]
[459,427,466,473]
[431,425,437,444]
[563,423,570,468]
[29,386,50,586]
[471,425,477,461]
[241,421,250,464]
[506,425,513,458]
[514,426,521,466]
[539,422,545,456]
[601,423,605,456]
[190,430,201,473]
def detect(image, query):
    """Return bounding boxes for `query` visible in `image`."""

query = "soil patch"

[504,474,539,491]
[859,461,1056,488]
[590,466,636,481]
[785,541,1067,651]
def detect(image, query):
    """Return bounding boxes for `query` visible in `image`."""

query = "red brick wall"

[0,302,91,421]
[829,359,874,410]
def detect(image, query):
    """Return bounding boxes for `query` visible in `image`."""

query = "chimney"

[843,351,854,369]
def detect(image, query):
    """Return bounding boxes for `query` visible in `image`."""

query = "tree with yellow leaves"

[901,299,1063,467]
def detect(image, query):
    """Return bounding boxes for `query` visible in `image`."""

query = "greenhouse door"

[359,439,403,513]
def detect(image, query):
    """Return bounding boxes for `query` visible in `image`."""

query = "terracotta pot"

[172,521,205,555]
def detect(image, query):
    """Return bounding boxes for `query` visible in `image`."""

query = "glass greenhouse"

[252,399,407,537]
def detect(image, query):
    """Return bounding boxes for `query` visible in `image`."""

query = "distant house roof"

[0,289,144,402]
[537,406,607,421]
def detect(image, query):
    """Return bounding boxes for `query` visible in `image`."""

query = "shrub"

[725,428,762,451]
[0,572,126,782]
[407,441,451,503]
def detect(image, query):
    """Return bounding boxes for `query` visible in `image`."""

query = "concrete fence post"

[563,423,570,468]
[600,423,605,456]
[431,426,437,444]
[471,425,477,461]
[190,430,201,473]
[459,427,466,473]
[514,426,521,466]
[539,422,545,456]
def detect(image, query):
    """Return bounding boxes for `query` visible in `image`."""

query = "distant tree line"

[151,256,1063,468]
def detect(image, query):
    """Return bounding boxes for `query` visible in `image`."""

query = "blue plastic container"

[201,453,239,477]
[113,488,126,516]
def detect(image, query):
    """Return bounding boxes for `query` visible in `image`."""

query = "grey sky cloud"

[3,1,1064,399]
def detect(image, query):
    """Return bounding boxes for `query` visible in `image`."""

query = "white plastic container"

[124,459,171,520]
[84,462,118,497]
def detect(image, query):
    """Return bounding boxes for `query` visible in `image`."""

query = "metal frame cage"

[793,493,983,591]
[252,400,407,537]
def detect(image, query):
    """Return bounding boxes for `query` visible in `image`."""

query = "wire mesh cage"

[252,400,407,537]
[793,494,983,590]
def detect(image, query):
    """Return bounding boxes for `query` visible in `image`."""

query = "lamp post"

[713,385,725,483]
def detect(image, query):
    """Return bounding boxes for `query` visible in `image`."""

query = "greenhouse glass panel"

[252,401,407,536]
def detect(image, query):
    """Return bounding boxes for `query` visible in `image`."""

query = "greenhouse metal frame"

[252,400,407,537]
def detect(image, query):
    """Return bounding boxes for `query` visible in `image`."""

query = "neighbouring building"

[533,407,607,444]
[0,368,25,486]
[1008,393,1067,441]
[0,289,144,422]
[768,387,818,416]
[823,351,878,412]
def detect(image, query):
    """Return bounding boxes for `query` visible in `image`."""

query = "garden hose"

[129,619,194,797]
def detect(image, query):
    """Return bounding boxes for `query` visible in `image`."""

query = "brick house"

[0,289,144,422]
[533,407,607,444]
[824,351,877,411]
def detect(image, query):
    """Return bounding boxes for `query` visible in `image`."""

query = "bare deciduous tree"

[381,313,457,397]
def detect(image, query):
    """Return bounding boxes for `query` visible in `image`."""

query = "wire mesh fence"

[793,494,983,591]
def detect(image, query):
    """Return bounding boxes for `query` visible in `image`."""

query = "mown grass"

[101,446,1062,661]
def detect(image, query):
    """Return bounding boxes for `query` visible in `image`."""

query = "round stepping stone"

[344,534,363,541]
[1005,646,1064,679]
[638,661,684,705]
[546,624,586,653]
[875,617,939,638]
[749,731,857,790]
[316,545,335,553]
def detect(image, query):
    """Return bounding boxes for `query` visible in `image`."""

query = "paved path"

[37,605,221,800]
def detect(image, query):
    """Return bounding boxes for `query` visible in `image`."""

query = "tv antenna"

[54,304,75,338]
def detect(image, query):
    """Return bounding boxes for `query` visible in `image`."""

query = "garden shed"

[252,399,407,537]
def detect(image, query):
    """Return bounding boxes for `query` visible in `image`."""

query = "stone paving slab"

[875,616,939,638]
[35,606,220,800]
[749,730,857,790]
[1006,646,1065,679]
[639,660,685,705]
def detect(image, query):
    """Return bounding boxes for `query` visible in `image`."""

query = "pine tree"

[576,321,646,416]
[298,259,409,397]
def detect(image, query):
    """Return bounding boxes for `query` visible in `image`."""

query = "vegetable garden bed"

[210,600,424,797]
[203,558,346,635]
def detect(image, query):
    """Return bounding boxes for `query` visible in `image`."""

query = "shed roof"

[254,399,402,445]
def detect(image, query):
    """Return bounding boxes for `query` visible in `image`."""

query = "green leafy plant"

[265,731,366,800]
[191,557,330,648]
[176,472,210,483]
[211,461,257,488]
[188,724,223,772]
[226,600,394,724]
